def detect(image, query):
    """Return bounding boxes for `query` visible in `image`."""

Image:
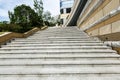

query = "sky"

[0,0,60,21]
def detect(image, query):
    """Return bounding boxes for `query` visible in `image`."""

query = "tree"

[8,4,39,32]
[43,11,59,26]
[54,15,61,25]
[8,11,15,24]
[34,0,43,17]
[43,11,51,22]
[34,0,44,26]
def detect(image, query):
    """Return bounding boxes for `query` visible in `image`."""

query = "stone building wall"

[77,0,120,41]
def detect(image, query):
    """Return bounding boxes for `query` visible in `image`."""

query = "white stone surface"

[0,27,120,79]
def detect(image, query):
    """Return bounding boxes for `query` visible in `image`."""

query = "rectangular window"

[60,9,63,14]
[61,19,63,24]
[66,8,71,13]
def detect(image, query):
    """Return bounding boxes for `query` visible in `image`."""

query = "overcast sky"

[0,0,60,21]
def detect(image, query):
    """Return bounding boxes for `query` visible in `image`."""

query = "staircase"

[0,27,120,80]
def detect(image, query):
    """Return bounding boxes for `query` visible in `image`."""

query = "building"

[65,0,120,40]
[65,0,120,52]
[60,0,74,25]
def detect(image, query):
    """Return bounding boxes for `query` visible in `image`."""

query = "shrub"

[0,24,22,33]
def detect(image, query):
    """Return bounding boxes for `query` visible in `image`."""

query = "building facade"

[65,0,120,41]
[60,0,74,25]
[65,0,120,52]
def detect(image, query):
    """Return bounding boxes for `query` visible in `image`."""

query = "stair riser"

[0,60,120,65]
[8,43,104,45]
[0,75,120,80]
[12,41,102,43]
[0,54,118,58]
[0,49,115,53]
[3,44,104,47]
[0,48,111,51]
[11,41,102,43]
[0,64,120,67]
[0,56,119,59]
[27,39,99,41]
[1,46,110,48]
[14,38,100,40]
[0,51,115,54]
[1,67,120,74]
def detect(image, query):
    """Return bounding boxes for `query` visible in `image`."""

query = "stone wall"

[0,26,48,45]
[77,0,120,41]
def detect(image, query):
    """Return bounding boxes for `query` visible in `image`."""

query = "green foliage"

[43,11,60,26]
[0,24,22,33]
[8,4,43,32]
[34,0,44,26]
[43,11,51,22]
[9,4,38,26]
[4,0,60,33]
[8,11,15,24]
[34,0,43,17]
[0,21,9,24]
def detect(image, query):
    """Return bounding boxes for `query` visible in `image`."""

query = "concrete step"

[22,38,97,40]
[12,40,102,43]
[0,57,119,61]
[35,34,88,35]
[29,36,91,38]
[15,38,98,40]
[0,54,119,58]
[14,39,99,42]
[28,36,90,38]
[29,31,94,33]
[0,76,120,80]
[0,46,111,50]
[3,43,105,47]
[0,48,113,51]
[16,37,98,39]
[0,63,120,67]
[1,59,120,65]
[0,58,120,65]
[1,45,110,48]
[28,35,90,37]
[1,66,120,74]
[34,33,86,34]
[0,49,116,54]
[8,42,104,45]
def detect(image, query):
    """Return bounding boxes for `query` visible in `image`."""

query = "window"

[60,0,74,9]
[60,9,63,14]
[66,8,71,13]
[61,19,63,24]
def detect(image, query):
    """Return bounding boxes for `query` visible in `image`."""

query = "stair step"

[0,66,120,74]
[0,76,120,80]
[0,57,119,61]
[15,39,98,41]
[3,43,104,47]
[0,64,120,67]
[0,49,116,54]
[27,37,93,39]
[8,42,104,45]
[0,46,111,50]
[0,54,119,58]
[1,45,111,49]
[12,41,102,43]
[1,59,120,65]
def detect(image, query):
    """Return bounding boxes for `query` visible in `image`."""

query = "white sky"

[0,0,60,21]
